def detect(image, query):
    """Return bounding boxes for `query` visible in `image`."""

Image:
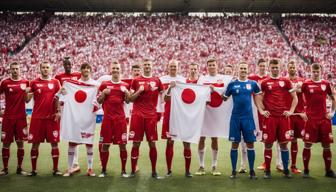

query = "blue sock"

[247,148,255,172]
[230,149,238,172]
[281,150,289,171]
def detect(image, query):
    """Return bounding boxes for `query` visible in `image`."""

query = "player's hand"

[102,88,110,95]
[25,87,31,93]
[54,112,61,122]
[138,85,145,92]
[260,110,270,118]
[299,113,308,121]
[326,111,335,120]
[60,87,67,95]
[169,81,176,88]
[283,110,293,117]
[209,85,215,92]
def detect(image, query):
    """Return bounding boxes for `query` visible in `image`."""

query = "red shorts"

[262,116,292,144]
[28,118,60,143]
[100,117,127,145]
[258,113,266,132]
[290,115,306,139]
[1,118,28,143]
[161,111,170,139]
[129,114,158,142]
[303,118,333,144]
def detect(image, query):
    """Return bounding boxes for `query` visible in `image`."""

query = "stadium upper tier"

[0,13,335,81]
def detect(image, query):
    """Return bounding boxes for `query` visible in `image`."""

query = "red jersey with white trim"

[301,79,332,120]
[288,77,306,113]
[98,81,129,119]
[30,78,61,119]
[55,72,81,85]
[248,74,269,84]
[0,78,29,119]
[261,77,293,117]
[160,75,186,113]
[131,75,163,118]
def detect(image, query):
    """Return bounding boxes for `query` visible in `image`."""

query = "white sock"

[211,149,218,168]
[276,142,283,166]
[68,146,76,170]
[198,148,205,168]
[240,142,247,169]
[86,145,93,169]
[73,145,79,166]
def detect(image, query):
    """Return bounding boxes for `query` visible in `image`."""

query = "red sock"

[165,143,174,172]
[120,150,127,173]
[264,148,272,172]
[31,149,39,171]
[323,149,332,172]
[131,147,139,173]
[2,147,10,169]
[303,147,311,171]
[184,148,191,173]
[100,150,109,172]
[17,148,24,168]
[291,142,298,167]
[149,147,157,173]
[51,147,59,171]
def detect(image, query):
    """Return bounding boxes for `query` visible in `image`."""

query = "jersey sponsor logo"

[9,88,13,92]
[20,83,27,90]
[234,85,240,88]
[246,84,251,90]
[309,89,314,93]
[71,77,78,80]
[129,131,135,139]
[321,84,326,91]
[279,81,285,87]
[267,85,272,90]
[266,82,273,85]
[48,83,54,90]
[107,86,114,89]
[36,84,43,87]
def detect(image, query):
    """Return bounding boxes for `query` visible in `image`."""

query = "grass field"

[0,125,336,192]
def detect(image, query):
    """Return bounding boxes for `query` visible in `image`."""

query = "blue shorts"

[229,117,256,143]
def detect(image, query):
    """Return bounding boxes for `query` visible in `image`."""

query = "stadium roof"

[1,0,336,13]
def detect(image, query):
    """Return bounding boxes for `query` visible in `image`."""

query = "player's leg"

[276,142,283,172]
[165,139,174,177]
[211,137,221,176]
[64,142,77,177]
[322,142,335,178]
[28,142,40,176]
[145,116,160,179]
[183,142,192,178]
[263,143,273,179]
[290,116,303,173]
[129,114,144,177]
[98,144,110,177]
[279,142,291,178]
[119,144,128,177]
[195,137,206,175]
[241,119,257,179]
[51,142,62,176]
[15,119,28,175]
[130,142,141,176]
[71,145,80,173]
[239,140,248,173]
[230,142,239,179]
[262,117,275,179]
[302,142,312,178]
[148,141,159,178]
[290,138,301,173]
[15,141,27,175]
[86,144,95,177]
[0,143,11,176]
[246,142,257,179]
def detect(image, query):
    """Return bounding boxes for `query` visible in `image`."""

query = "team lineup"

[0,57,335,180]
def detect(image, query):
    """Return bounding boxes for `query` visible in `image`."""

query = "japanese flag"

[169,83,211,143]
[60,80,98,144]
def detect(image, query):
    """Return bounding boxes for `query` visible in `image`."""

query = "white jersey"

[198,74,234,137]
[159,75,186,112]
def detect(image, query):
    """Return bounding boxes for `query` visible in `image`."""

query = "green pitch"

[0,125,336,192]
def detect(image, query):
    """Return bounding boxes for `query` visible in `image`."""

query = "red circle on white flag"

[209,92,223,107]
[181,88,196,104]
[74,90,87,103]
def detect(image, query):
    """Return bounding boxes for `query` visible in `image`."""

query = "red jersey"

[131,75,163,118]
[288,77,306,113]
[55,72,81,85]
[301,79,333,120]
[248,74,269,84]
[0,78,29,119]
[98,81,129,119]
[30,78,61,119]
[261,77,293,117]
